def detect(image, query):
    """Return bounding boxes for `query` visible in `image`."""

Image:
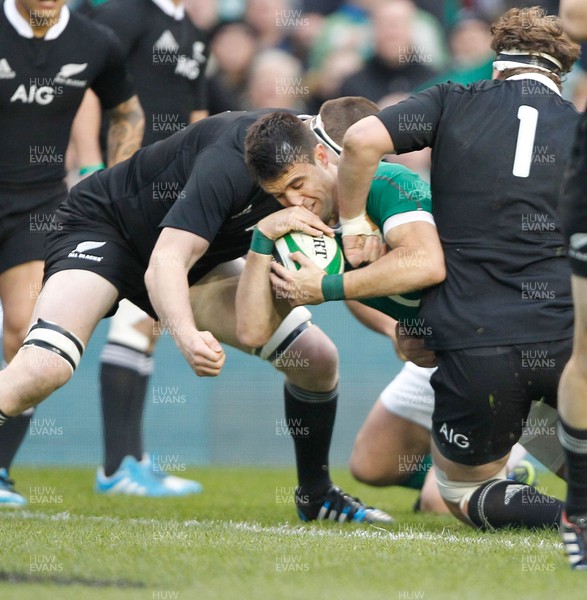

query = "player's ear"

[314,143,329,167]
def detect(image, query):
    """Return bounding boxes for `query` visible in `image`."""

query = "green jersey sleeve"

[366,162,432,231]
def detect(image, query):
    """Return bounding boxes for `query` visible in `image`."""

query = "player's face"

[15,0,66,23]
[262,159,337,225]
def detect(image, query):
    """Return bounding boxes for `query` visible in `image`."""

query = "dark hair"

[320,96,379,146]
[491,6,580,76]
[244,112,317,183]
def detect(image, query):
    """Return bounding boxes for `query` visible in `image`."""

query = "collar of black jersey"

[4,0,70,40]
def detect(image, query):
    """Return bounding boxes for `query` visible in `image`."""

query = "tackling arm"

[270,220,445,306]
[338,116,397,266]
[145,228,225,376]
[343,221,445,300]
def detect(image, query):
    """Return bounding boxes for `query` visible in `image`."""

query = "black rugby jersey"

[0,0,134,185]
[93,0,208,146]
[377,75,579,350]
[59,110,283,276]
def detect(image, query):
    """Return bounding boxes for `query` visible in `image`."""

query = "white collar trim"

[506,72,561,96]
[150,0,184,20]
[4,0,69,40]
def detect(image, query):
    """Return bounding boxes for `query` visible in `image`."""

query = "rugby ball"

[273,232,344,274]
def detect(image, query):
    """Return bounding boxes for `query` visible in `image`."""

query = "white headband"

[493,49,563,74]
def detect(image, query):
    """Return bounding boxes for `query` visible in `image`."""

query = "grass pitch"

[0,466,584,600]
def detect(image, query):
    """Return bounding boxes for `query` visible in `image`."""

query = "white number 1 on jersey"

[512,105,539,178]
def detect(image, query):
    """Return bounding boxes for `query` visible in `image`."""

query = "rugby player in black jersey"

[0,0,143,506]
[240,104,569,523]
[71,0,209,498]
[0,107,393,524]
[332,6,581,530]
[557,0,587,571]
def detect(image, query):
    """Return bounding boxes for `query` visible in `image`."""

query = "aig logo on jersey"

[11,84,56,105]
[439,423,470,449]
[10,63,87,105]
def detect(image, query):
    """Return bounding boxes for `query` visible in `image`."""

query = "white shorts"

[380,361,564,472]
[379,361,436,430]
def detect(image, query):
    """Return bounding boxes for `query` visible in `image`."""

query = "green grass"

[0,467,584,600]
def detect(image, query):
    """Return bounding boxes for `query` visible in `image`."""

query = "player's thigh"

[31,269,118,347]
[189,259,250,350]
[352,400,431,480]
[431,346,529,468]
[572,275,587,352]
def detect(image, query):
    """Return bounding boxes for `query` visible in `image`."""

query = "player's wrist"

[339,211,372,237]
[79,163,105,176]
[321,273,345,301]
[250,228,274,255]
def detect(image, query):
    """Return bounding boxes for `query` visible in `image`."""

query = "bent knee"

[349,449,402,487]
[293,326,339,374]
[20,346,74,389]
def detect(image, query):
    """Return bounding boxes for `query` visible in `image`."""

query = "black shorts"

[560,113,587,278]
[0,181,67,274]
[430,338,572,466]
[43,207,220,319]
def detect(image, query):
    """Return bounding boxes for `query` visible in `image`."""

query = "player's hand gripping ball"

[273,232,344,275]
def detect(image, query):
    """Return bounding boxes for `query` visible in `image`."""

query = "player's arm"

[105,95,144,166]
[345,300,396,337]
[145,228,225,376]
[343,220,445,299]
[337,116,396,266]
[89,24,145,166]
[236,206,334,349]
[345,301,406,360]
[561,0,587,41]
[68,89,104,177]
[270,219,445,305]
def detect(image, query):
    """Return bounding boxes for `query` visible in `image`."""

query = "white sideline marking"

[0,510,562,549]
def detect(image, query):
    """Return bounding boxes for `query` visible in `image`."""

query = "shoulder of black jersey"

[438,79,500,96]
[67,9,125,45]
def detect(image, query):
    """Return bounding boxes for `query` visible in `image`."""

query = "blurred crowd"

[152,0,584,182]
[184,0,586,117]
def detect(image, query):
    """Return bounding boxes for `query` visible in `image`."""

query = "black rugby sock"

[467,479,561,529]
[558,419,587,517]
[284,381,337,499]
[100,344,153,476]
[0,410,32,471]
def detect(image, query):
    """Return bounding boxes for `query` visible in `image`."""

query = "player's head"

[245,112,338,223]
[245,98,380,221]
[310,96,380,163]
[490,6,580,88]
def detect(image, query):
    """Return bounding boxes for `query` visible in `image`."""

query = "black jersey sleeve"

[159,145,255,242]
[89,24,136,110]
[377,83,449,153]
